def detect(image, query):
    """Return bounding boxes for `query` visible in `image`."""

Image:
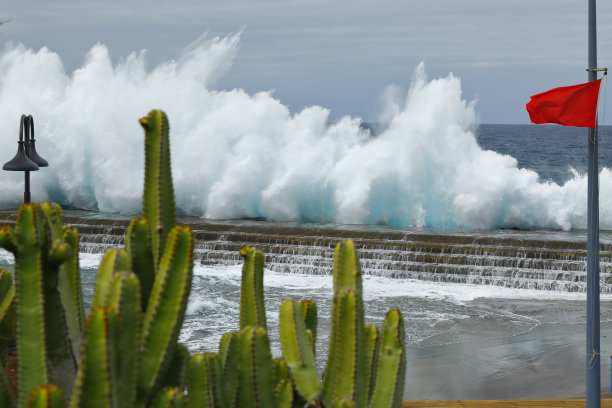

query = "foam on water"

[183,263,599,353]
[0,34,610,230]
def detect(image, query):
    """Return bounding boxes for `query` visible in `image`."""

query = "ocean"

[1,39,612,400]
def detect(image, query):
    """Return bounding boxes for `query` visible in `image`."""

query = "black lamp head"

[3,140,39,171]
[27,141,48,167]
[25,115,48,167]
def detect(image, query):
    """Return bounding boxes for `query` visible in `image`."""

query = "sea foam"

[0,34,608,230]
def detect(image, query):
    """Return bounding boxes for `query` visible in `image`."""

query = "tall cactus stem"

[237,326,275,408]
[13,204,49,408]
[107,272,142,408]
[162,343,190,390]
[92,249,130,308]
[138,226,193,407]
[140,109,176,266]
[218,331,239,407]
[299,300,317,354]
[364,323,380,403]
[332,240,362,294]
[322,289,366,408]
[186,354,214,408]
[125,218,155,312]
[70,307,118,408]
[57,227,85,358]
[275,379,293,408]
[0,269,15,365]
[279,300,320,402]
[238,246,267,330]
[368,309,406,408]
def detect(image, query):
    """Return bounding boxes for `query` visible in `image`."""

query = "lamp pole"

[2,114,48,203]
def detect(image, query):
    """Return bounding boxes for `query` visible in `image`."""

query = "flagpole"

[586,0,600,405]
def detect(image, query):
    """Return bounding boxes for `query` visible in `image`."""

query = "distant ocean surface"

[475,124,612,186]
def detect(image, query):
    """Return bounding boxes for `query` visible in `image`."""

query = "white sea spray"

[0,34,609,230]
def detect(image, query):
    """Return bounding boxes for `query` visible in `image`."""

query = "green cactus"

[237,326,275,408]
[332,240,362,294]
[0,269,15,407]
[275,240,405,408]
[218,331,239,407]
[0,269,15,362]
[150,388,185,408]
[163,343,190,391]
[238,246,267,331]
[275,379,293,408]
[140,109,176,267]
[0,203,87,406]
[203,353,224,408]
[39,203,78,398]
[321,241,367,408]
[1,108,408,408]
[0,109,200,408]
[70,307,118,408]
[27,384,64,408]
[125,218,155,312]
[187,354,214,408]
[138,225,193,407]
[367,310,406,408]
[56,227,85,358]
[298,300,317,352]
[272,357,289,386]
[279,300,320,402]
[323,289,367,407]
[107,272,142,408]
[332,398,356,408]
[364,324,379,403]
[2,205,49,408]
[92,249,130,308]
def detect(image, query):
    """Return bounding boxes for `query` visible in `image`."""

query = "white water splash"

[0,34,608,229]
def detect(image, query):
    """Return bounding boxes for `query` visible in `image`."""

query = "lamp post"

[3,114,48,203]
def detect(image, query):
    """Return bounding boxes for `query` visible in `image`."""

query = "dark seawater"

[476,124,612,185]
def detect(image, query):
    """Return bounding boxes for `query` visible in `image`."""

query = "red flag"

[526,79,602,128]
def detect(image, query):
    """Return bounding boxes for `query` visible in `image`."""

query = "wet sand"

[403,309,612,400]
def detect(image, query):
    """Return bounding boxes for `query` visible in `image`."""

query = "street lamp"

[3,114,48,203]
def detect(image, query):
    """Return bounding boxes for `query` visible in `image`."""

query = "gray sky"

[2,0,612,124]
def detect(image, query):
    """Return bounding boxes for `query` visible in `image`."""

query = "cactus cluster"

[0,109,406,407]
[185,241,406,408]
[0,110,194,408]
